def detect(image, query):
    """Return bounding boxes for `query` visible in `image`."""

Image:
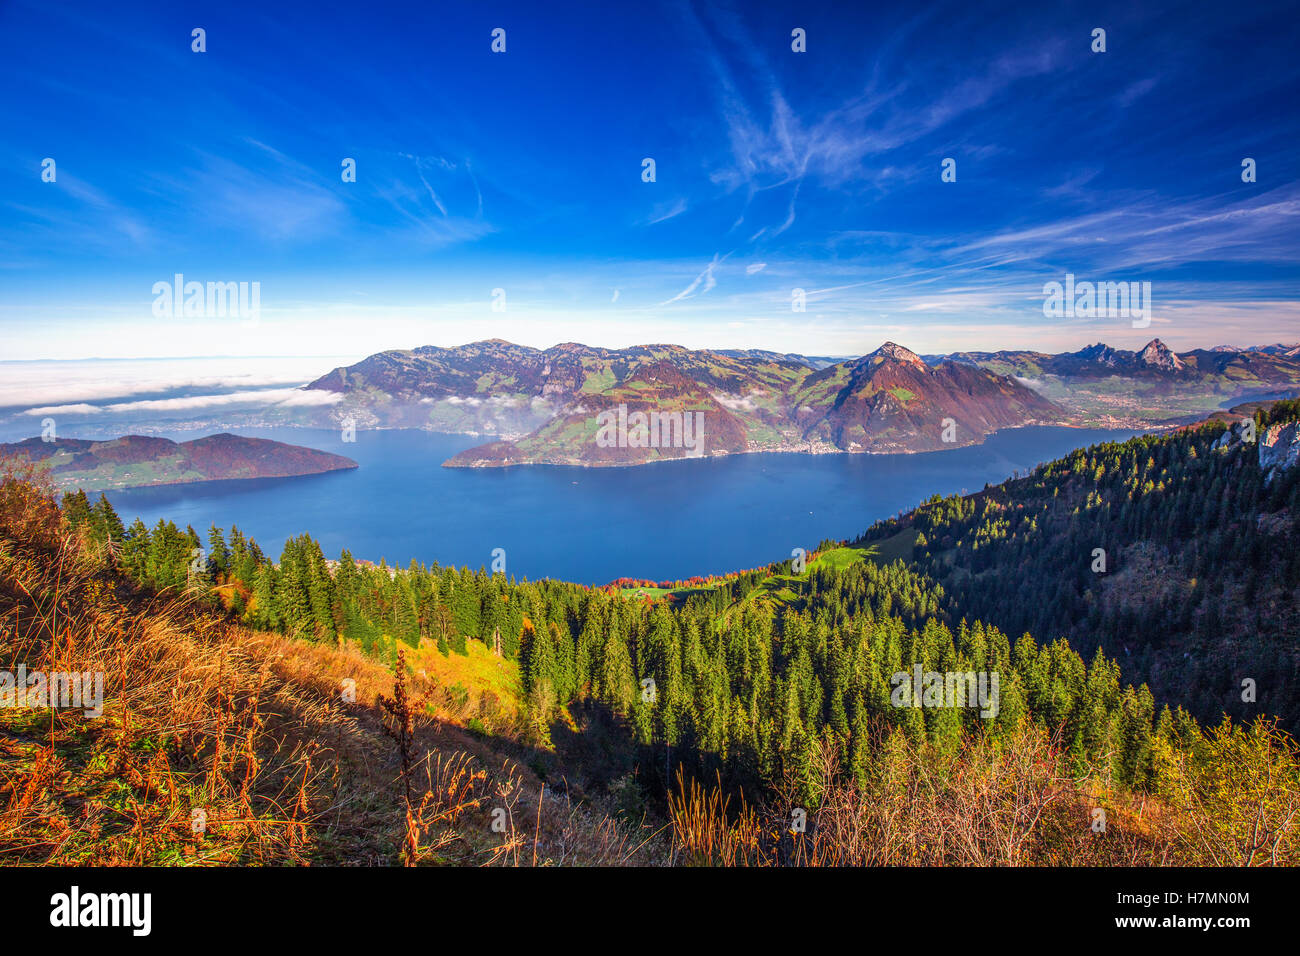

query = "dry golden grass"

[668,727,1299,867]
[0,496,358,864]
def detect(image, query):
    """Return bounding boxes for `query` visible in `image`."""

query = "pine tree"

[208,525,230,577]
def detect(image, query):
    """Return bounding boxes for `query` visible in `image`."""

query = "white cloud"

[0,356,347,408]
[271,390,346,408]
[712,392,757,411]
[19,386,340,417]
[21,403,102,417]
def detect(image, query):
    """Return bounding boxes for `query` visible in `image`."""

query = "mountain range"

[936,339,1300,427]
[306,339,1064,467]
[304,336,1300,468]
[940,338,1300,379]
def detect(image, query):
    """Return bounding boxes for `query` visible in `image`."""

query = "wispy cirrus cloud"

[645,198,689,225]
[660,253,726,305]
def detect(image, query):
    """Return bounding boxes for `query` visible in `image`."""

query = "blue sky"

[1,0,1298,360]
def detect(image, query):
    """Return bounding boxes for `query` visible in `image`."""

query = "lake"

[105,425,1145,585]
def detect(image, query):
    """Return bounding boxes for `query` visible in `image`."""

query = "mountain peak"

[1077,342,1112,354]
[868,342,926,368]
[1072,342,1123,366]
[1138,338,1185,371]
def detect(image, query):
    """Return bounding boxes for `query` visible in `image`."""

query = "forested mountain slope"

[850,399,1300,729]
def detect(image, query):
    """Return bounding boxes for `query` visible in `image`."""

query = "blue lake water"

[103,426,1145,585]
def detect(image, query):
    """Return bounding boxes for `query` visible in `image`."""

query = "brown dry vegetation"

[668,724,1300,866]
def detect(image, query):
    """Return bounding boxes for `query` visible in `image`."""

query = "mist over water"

[103,425,1146,585]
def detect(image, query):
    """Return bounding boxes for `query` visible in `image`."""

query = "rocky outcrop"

[1260,421,1300,484]
[1213,419,1251,451]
